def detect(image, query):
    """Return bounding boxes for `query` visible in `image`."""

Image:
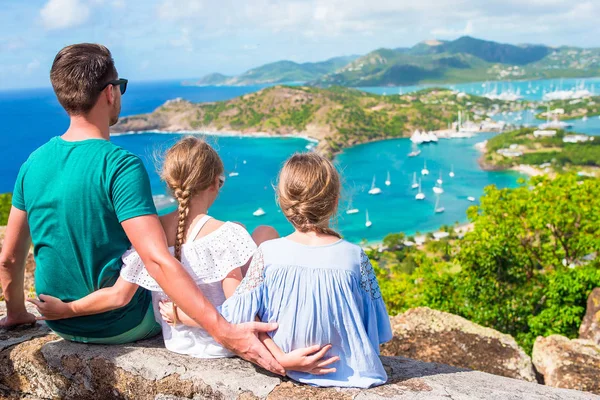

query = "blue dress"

[220,238,392,388]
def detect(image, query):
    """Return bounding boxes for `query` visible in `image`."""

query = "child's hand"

[27,294,75,320]
[159,301,177,325]
[278,344,339,375]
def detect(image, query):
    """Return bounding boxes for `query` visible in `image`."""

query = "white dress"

[120,215,256,358]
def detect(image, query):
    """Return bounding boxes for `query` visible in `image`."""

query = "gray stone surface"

[1,332,597,399]
[2,304,598,399]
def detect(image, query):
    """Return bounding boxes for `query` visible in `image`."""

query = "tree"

[375,174,600,353]
[450,174,600,351]
[0,193,12,226]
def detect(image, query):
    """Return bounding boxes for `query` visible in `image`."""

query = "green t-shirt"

[12,137,156,337]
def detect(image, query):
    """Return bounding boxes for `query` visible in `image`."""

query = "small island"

[112,85,515,157]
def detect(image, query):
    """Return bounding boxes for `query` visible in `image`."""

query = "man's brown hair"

[50,43,117,115]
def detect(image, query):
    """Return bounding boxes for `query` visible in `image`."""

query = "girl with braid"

[218,153,393,388]
[31,138,337,374]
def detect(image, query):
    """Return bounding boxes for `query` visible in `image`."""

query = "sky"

[1,0,599,90]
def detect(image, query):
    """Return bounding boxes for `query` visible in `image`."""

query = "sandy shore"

[110,129,321,144]
[510,164,544,177]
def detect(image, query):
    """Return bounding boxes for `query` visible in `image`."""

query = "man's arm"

[0,207,36,327]
[121,215,284,375]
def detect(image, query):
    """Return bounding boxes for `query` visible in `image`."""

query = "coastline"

[111,129,321,144]
[361,221,475,250]
[474,139,544,178]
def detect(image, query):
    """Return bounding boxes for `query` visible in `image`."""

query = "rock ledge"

[1,322,597,400]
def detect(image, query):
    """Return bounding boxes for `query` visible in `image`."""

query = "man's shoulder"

[101,142,144,170]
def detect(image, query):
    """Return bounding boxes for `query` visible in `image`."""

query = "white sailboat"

[385,171,391,186]
[365,210,372,228]
[408,142,421,157]
[411,172,419,189]
[421,161,429,176]
[415,179,426,200]
[410,130,424,144]
[229,161,240,177]
[449,164,455,178]
[253,208,266,217]
[433,182,444,194]
[467,196,476,202]
[436,171,443,185]
[368,176,382,195]
[434,194,445,214]
[346,198,359,215]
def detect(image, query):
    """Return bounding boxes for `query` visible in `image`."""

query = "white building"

[563,135,594,143]
[533,130,557,138]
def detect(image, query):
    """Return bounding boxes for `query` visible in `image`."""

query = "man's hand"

[277,344,339,375]
[218,321,285,376]
[0,311,36,329]
[27,294,74,320]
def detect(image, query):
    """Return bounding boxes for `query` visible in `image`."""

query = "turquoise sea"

[4,77,593,243]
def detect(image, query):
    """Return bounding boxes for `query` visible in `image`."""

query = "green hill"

[187,36,600,88]
[314,37,600,87]
[112,85,508,157]
[191,56,358,86]
[417,36,551,65]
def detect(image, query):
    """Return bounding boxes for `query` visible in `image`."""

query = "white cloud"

[40,0,91,30]
[152,0,599,45]
[431,21,474,38]
[26,59,41,73]
[170,27,194,52]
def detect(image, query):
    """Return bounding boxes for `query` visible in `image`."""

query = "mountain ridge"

[189,36,600,88]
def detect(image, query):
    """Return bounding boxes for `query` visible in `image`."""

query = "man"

[0,44,284,373]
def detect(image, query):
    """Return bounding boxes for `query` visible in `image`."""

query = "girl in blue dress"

[220,152,393,388]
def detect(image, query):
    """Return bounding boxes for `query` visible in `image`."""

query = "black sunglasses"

[103,78,128,95]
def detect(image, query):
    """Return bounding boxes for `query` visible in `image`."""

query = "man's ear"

[105,85,115,106]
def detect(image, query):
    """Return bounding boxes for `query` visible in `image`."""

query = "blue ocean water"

[0,80,271,191]
[0,80,530,242]
[361,77,600,102]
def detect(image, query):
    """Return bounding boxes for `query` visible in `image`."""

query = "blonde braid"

[173,188,191,262]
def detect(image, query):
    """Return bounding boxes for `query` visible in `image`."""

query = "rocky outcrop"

[380,307,537,382]
[532,334,600,394]
[579,288,600,345]
[2,304,597,399]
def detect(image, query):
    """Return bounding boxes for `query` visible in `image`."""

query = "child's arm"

[28,277,139,320]
[259,332,339,374]
[159,267,244,327]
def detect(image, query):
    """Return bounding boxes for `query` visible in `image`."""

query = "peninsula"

[478,127,600,177]
[112,85,511,157]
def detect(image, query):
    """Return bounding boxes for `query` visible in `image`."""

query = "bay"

[0,80,526,242]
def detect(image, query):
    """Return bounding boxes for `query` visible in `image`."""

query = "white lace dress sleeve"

[119,222,257,291]
[219,247,266,323]
[359,249,393,346]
